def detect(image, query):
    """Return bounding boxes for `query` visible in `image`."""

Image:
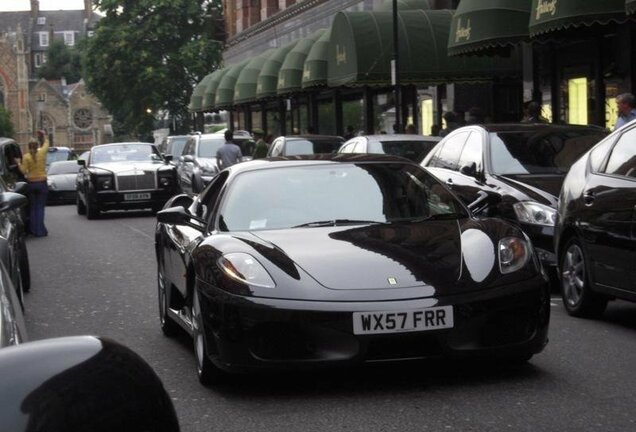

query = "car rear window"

[198,138,225,158]
[489,130,607,175]
[285,139,343,156]
[370,139,439,162]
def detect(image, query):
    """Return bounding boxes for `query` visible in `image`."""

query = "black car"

[421,124,608,277]
[338,134,441,162]
[555,121,636,317]
[267,135,345,157]
[0,138,26,188]
[155,155,550,385]
[47,160,81,205]
[76,143,179,219]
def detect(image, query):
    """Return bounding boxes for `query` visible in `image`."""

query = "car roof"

[47,146,73,152]
[282,135,344,141]
[48,160,79,167]
[91,142,155,149]
[466,123,607,133]
[361,134,441,142]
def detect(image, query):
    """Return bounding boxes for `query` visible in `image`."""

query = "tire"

[86,198,100,220]
[158,263,179,337]
[560,237,608,318]
[192,289,226,386]
[18,238,30,293]
[76,195,86,215]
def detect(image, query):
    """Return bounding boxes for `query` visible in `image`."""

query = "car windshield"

[91,144,162,163]
[286,138,343,156]
[489,130,606,175]
[198,138,225,158]
[168,137,188,156]
[218,163,465,231]
[46,149,75,165]
[371,139,439,162]
[47,161,80,174]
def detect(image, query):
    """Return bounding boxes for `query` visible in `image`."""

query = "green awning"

[448,0,531,56]
[233,50,274,104]
[327,10,520,87]
[627,0,636,15]
[256,41,299,99]
[215,59,250,109]
[201,68,229,111]
[529,0,626,37]
[278,30,326,95]
[376,0,433,12]
[302,29,331,89]
[189,74,214,112]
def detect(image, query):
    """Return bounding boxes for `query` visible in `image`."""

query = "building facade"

[0,0,111,149]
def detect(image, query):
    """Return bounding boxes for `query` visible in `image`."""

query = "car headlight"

[159,176,171,187]
[513,201,556,226]
[96,176,113,190]
[217,253,275,288]
[47,179,56,190]
[498,237,530,274]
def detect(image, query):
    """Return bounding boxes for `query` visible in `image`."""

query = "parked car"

[338,134,441,162]
[267,135,345,157]
[0,336,180,432]
[158,135,189,161]
[421,124,608,277]
[212,129,256,158]
[176,133,224,194]
[0,138,26,188]
[47,160,81,205]
[155,155,550,385]
[76,143,179,219]
[0,186,30,305]
[0,241,27,348]
[46,146,77,169]
[555,121,636,318]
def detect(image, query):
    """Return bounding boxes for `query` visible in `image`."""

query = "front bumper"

[518,223,557,268]
[197,276,550,373]
[91,187,179,210]
[47,189,76,204]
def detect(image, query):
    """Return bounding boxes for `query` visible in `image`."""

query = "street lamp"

[392,0,401,134]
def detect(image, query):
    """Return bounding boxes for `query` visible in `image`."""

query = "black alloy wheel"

[560,237,608,318]
[86,198,100,220]
[157,262,179,337]
[192,289,225,385]
[76,195,86,215]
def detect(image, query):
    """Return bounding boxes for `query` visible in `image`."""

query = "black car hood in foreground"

[196,217,537,300]
[495,173,564,207]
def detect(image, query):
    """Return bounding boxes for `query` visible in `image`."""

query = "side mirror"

[164,154,173,163]
[0,192,28,213]
[468,190,501,215]
[0,336,180,432]
[156,206,205,230]
[77,159,86,167]
[13,182,29,196]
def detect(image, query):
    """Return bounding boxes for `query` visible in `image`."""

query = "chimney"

[31,0,39,19]
[85,0,93,20]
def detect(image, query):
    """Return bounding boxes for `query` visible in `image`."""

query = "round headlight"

[159,177,171,186]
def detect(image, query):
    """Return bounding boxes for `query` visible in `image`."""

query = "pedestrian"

[17,130,49,237]
[431,124,441,137]
[521,101,549,124]
[439,111,460,137]
[344,125,355,140]
[613,93,636,131]
[251,128,268,159]
[405,124,417,134]
[216,129,243,171]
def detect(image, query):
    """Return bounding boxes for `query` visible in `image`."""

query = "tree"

[0,106,15,138]
[38,39,82,84]
[81,0,223,137]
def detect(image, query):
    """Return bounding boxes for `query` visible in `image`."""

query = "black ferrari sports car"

[155,155,550,385]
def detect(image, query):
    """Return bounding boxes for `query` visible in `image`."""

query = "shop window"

[420,99,434,136]
[605,83,619,130]
[567,77,588,125]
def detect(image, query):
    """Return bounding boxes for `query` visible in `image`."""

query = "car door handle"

[583,191,595,206]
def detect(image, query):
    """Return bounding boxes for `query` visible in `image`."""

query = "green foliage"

[0,106,15,138]
[82,0,223,137]
[38,39,82,84]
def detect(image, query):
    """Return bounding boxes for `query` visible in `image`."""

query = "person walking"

[251,128,268,159]
[614,93,636,131]
[521,101,549,124]
[17,130,49,237]
[439,111,460,137]
[216,129,243,170]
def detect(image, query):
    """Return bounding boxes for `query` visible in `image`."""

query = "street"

[24,205,636,432]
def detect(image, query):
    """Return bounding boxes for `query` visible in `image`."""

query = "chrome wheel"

[191,289,224,385]
[562,243,584,307]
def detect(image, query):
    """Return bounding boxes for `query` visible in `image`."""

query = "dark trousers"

[28,181,48,237]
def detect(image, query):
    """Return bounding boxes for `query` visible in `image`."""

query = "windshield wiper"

[292,219,385,228]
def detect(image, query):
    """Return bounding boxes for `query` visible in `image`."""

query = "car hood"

[47,173,77,190]
[495,174,563,207]
[196,157,218,170]
[252,221,463,290]
[90,162,164,174]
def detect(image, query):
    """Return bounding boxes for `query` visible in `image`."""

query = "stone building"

[0,0,112,149]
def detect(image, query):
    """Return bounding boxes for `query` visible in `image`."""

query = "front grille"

[116,171,155,191]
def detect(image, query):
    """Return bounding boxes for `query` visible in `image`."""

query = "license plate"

[353,306,454,335]
[124,192,151,201]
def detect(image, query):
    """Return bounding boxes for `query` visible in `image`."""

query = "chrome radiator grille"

[116,171,155,191]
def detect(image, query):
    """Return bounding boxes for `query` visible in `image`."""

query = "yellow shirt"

[21,139,49,182]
